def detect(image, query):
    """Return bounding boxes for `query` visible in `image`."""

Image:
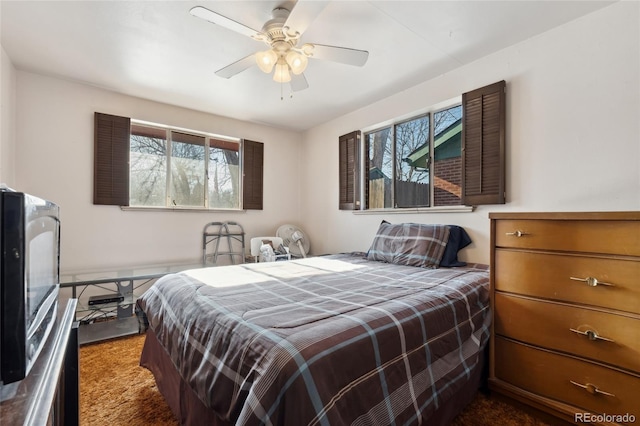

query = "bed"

[136,223,491,426]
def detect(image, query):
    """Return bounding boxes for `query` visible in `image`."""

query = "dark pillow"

[440,225,472,267]
[366,221,450,268]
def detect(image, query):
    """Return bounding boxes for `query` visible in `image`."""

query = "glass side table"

[60,262,203,344]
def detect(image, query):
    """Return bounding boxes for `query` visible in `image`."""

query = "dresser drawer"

[494,337,640,418]
[494,293,640,373]
[494,249,640,314]
[494,220,640,256]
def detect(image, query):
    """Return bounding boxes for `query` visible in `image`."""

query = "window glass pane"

[130,125,167,207]
[208,139,240,209]
[170,132,205,207]
[366,128,393,209]
[433,105,463,206]
[396,115,430,207]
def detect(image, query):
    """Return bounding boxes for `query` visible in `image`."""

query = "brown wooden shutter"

[461,80,506,205]
[94,112,130,205]
[242,139,263,210]
[339,131,361,210]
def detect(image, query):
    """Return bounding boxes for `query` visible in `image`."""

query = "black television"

[0,187,60,386]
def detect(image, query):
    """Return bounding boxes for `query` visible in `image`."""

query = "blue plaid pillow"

[366,222,450,268]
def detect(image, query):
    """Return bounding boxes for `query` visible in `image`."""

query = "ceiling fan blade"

[284,0,329,36]
[215,54,256,79]
[307,44,369,67]
[290,73,309,92]
[190,6,260,38]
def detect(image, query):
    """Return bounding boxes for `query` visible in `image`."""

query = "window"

[129,125,167,207]
[169,131,207,207]
[433,105,464,206]
[94,113,263,210]
[129,125,241,209]
[339,80,505,211]
[365,105,462,209]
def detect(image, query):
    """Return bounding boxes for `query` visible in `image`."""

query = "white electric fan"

[276,224,310,258]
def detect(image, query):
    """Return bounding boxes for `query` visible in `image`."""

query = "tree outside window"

[365,104,462,209]
[129,124,240,209]
[130,125,167,207]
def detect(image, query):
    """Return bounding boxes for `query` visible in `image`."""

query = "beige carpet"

[79,334,548,425]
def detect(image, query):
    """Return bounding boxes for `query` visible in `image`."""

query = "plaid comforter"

[136,253,491,426]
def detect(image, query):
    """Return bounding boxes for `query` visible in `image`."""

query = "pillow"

[440,225,473,267]
[366,221,450,268]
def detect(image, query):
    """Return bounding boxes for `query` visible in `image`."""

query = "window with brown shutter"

[94,112,130,206]
[339,131,361,210]
[242,139,264,210]
[94,112,263,210]
[461,80,506,205]
[345,81,505,211]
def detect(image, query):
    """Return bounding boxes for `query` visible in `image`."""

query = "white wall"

[0,46,16,186]
[300,2,640,264]
[15,72,303,270]
[8,2,640,270]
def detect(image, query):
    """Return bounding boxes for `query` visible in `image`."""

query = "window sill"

[353,205,474,215]
[120,206,246,213]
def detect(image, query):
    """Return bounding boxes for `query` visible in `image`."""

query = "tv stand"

[60,262,202,345]
[0,299,79,425]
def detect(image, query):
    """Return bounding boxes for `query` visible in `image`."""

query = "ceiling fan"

[189,1,369,93]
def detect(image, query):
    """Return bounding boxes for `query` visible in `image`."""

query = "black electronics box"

[88,294,124,306]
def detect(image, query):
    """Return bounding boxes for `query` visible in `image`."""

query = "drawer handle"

[505,230,528,237]
[570,380,615,397]
[570,276,614,287]
[569,328,614,343]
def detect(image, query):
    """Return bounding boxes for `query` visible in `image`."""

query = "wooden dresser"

[489,212,640,425]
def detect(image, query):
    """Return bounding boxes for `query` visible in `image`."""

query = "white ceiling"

[1,1,615,132]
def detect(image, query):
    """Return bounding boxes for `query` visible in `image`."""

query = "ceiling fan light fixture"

[192,5,369,92]
[285,50,308,75]
[273,62,292,83]
[256,49,277,73]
